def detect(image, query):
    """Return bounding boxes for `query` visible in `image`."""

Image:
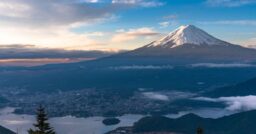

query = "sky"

[0,0,256,65]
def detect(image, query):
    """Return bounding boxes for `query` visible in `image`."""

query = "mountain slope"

[205,77,256,97]
[132,110,256,134]
[0,126,15,134]
[114,25,256,64]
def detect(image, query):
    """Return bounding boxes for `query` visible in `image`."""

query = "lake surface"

[0,107,235,134]
[0,107,144,134]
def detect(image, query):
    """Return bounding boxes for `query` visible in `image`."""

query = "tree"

[28,105,56,134]
[197,127,203,134]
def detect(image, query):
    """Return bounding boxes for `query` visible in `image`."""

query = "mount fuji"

[2,25,256,92]
[148,25,229,48]
[111,25,256,64]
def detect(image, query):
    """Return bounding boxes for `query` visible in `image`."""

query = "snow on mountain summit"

[120,25,256,63]
[148,25,228,48]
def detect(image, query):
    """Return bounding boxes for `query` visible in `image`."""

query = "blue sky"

[0,0,255,51]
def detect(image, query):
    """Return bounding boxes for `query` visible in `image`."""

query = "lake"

[0,107,235,134]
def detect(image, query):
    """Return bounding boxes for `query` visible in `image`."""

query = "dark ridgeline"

[205,76,256,97]
[131,110,256,134]
[28,105,56,134]
[0,126,15,134]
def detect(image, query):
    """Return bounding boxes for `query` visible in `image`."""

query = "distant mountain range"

[129,110,256,134]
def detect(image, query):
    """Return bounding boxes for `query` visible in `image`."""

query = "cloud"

[0,0,117,27]
[241,38,256,48]
[0,0,163,50]
[143,92,169,101]
[159,22,170,28]
[0,0,118,50]
[246,45,256,48]
[86,32,105,37]
[0,0,164,28]
[83,0,100,3]
[194,96,256,111]
[191,63,256,68]
[0,44,118,59]
[0,26,108,50]
[0,44,35,49]
[159,14,179,28]
[109,65,173,70]
[199,20,256,26]
[111,27,159,43]
[0,44,124,66]
[142,91,195,102]
[206,0,256,7]
[163,14,178,20]
[159,21,177,28]
[112,0,164,7]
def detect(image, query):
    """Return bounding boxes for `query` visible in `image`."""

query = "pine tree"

[197,127,203,134]
[28,105,56,134]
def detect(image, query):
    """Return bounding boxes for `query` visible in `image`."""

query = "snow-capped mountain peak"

[148,25,228,48]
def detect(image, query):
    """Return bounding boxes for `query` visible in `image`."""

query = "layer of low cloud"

[194,95,256,111]
[142,92,169,101]
[142,91,195,102]
[0,44,118,59]
[191,63,256,68]
[109,65,173,70]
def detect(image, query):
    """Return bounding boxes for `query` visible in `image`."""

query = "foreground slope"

[0,126,15,134]
[131,110,256,134]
